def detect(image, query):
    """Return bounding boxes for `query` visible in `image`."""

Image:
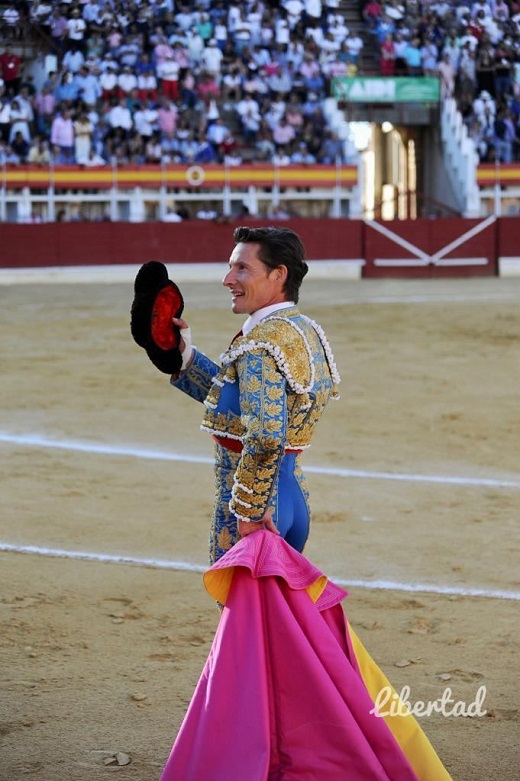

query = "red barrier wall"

[2,216,518,275]
[0,219,364,268]
[497,216,520,260]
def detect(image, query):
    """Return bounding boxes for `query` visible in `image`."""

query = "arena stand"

[1,1,520,277]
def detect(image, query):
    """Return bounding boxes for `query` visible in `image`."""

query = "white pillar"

[129,187,145,222]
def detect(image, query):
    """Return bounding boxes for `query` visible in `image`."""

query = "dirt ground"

[0,273,519,781]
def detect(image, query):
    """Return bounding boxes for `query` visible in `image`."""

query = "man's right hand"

[173,316,194,370]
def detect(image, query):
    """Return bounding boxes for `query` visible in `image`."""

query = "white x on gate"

[366,215,496,268]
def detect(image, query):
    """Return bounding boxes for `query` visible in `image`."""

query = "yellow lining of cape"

[204,566,328,606]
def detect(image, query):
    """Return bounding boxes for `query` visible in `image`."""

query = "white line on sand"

[1,543,518,601]
[1,432,519,489]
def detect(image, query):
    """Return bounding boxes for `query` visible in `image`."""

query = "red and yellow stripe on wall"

[477,164,520,187]
[0,164,359,191]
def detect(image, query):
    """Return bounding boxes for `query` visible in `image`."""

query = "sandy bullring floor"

[0,272,519,781]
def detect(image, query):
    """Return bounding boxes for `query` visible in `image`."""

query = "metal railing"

[0,160,362,222]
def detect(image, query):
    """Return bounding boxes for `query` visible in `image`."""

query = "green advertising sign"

[331,77,440,104]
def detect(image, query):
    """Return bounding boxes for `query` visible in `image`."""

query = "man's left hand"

[238,512,280,538]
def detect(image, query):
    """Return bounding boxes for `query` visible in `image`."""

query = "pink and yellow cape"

[160,531,453,781]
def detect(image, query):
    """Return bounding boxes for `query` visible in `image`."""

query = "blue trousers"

[210,446,311,564]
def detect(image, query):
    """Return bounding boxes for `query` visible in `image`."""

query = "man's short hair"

[233,225,308,303]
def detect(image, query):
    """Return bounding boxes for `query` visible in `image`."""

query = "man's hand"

[172,316,194,370]
[238,512,280,539]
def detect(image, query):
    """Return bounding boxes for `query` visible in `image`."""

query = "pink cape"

[160,532,450,781]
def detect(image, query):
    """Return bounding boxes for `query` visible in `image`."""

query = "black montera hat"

[130,261,184,374]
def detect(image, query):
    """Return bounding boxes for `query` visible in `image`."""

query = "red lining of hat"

[151,285,183,350]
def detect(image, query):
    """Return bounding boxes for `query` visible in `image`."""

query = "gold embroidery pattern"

[229,349,286,520]
[221,316,313,393]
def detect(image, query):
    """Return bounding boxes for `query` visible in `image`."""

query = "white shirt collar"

[242,301,295,336]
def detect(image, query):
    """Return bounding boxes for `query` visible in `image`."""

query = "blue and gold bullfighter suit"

[171,305,340,564]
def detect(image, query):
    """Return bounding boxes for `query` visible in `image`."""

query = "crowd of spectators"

[363,0,520,163]
[0,0,366,168]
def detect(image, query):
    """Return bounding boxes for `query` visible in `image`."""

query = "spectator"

[0,143,21,165]
[222,66,243,103]
[74,65,101,107]
[9,98,32,144]
[74,109,93,163]
[179,68,196,108]
[319,129,343,163]
[385,0,405,23]
[153,31,174,66]
[442,34,461,71]
[363,0,383,30]
[50,107,75,163]
[223,147,243,166]
[207,116,230,146]
[0,44,22,97]
[15,86,34,132]
[421,37,439,77]
[162,208,183,222]
[83,1,104,34]
[118,65,138,95]
[2,4,20,40]
[290,141,316,163]
[459,44,477,92]
[255,123,275,159]
[375,13,395,44]
[54,71,78,104]
[0,97,11,142]
[197,12,214,43]
[380,34,396,76]
[268,63,293,95]
[49,8,69,58]
[285,96,304,130]
[197,71,220,105]
[177,129,199,162]
[108,96,133,136]
[405,37,423,76]
[243,66,269,103]
[133,100,157,140]
[128,130,146,164]
[66,8,87,54]
[272,148,291,165]
[11,130,29,162]
[214,19,228,50]
[161,130,181,163]
[438,51,455,99]
[345,30,364,66]
[272,116,296,148]
[494,37,513,98]
[194,136,218,163]
[28,136,51,165]
[63,46,85,75]
[195,202,218,219]
[393,32,409,75]
[82,147,107,166]
[493,108,514,163]
[158,53,180,102]
[202,38,224,76]
[476,40,496,95]
[137,66,158,103]
[34,84,55,138]
[100,63,119,101]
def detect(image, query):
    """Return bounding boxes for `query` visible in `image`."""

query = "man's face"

[223,242,287,315]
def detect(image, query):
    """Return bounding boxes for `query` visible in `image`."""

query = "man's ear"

[275,265,288,285]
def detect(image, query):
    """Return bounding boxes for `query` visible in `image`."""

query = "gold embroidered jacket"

[173,306,340,523]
